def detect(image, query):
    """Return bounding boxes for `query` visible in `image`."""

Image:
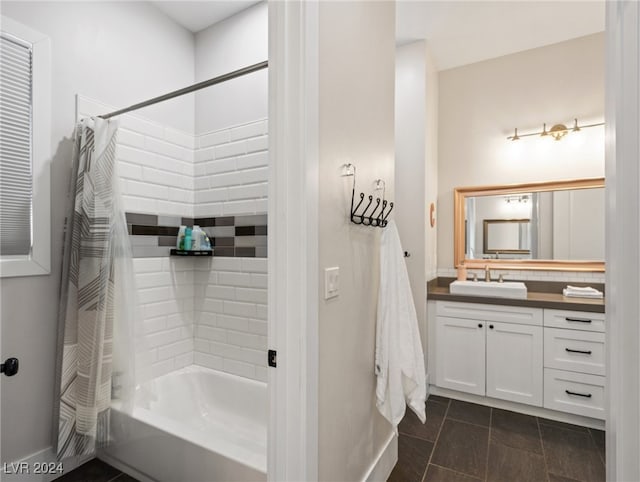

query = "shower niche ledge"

[170,249,213,257]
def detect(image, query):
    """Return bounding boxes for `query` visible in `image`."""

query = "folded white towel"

[375,221,426,431]
[563,287,603,299]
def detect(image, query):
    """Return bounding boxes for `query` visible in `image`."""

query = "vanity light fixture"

[507,118,604,141]
[504,194,530,204]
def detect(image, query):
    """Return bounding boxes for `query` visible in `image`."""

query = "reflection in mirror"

[454,178,605,271]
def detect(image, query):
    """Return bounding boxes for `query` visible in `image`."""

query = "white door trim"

[605,1,640,481]
[267,1,319,481]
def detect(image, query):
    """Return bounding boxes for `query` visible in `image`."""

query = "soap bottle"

[457,262,467,281]
[177,226,187,250]
[184,227,193,251]
[192,225,203,251]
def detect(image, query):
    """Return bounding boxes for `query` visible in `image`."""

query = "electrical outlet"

[324,267,340,299]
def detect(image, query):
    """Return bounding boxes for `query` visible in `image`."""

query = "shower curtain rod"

[99,60,268,120]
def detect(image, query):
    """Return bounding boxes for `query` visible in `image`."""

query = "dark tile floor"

[389,396,606,482]
[56,458,137,482]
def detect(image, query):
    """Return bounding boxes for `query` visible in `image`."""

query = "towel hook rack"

[341,163,393,228]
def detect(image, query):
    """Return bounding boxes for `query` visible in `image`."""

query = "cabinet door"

[435,316,485,396]
[486,322,543,406]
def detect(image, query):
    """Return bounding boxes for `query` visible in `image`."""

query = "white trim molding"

[0,16,51,278]
[605,1,640,481]
[267,1,319,481]
[362,432,397,482]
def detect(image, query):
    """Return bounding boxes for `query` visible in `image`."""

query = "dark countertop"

[427,278,605,313]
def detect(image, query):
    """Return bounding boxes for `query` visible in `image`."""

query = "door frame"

[267,1,320,481]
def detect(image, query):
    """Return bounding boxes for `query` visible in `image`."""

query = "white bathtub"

[100,365,267,482]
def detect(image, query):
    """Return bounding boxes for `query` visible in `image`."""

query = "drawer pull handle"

[565,317,592,323]
[565,348,592,355]
[565,390,592,398]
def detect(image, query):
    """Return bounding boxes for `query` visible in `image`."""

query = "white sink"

[449,280,528,299]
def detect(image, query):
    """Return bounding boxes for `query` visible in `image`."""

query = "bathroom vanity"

[427,280,606,427]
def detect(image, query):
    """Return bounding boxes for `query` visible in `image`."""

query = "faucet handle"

[498,274,504,283]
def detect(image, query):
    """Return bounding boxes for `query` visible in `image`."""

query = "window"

[0,17,50,277]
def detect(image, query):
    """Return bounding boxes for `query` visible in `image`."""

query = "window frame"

[0,16,51,278]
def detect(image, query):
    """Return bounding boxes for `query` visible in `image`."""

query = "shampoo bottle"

[177,226,187,250]
[184,227,193,251]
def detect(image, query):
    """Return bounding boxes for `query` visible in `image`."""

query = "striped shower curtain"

[54,117,134,459]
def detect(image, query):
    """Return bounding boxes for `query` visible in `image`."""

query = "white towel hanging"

[375,221,426,431]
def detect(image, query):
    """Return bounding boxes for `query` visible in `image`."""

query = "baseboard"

[362,431,398,482]
[2,446,92,482]
[430,385,606,430]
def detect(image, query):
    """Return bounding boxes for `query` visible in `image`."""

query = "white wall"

[0,2,195,464]
[317,2,395,480]
[194,2,268,134]
[438,33,605,270]
[395,40,438,379]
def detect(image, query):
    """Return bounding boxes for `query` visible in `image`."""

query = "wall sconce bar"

[507,118,604,141]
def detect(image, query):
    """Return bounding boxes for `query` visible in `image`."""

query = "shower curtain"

[54,117,136,459]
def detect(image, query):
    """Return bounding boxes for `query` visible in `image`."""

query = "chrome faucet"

[484,265,492,282]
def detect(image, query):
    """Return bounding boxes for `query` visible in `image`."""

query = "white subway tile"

[164,128,195,149]
[227,331,264,350]
[196,325,227,342]
[211,258,243,271]
[227,183,268,201]
[194,177,209,190]
[194,203,224,217]
[138,286,171,304]
[194,352,223,370]
[169,188,192,203]
[248,320,268,335]
[195,339,210,353]
[175,352,194,369]
[118,129,146,149]
[235,287,267,304]
[223,301,257,318]
[210,341,244,360]
[215,140,246,159]
[206,285,236,300]
[143,316,167,334]
[254,199,268,213]
[255,305,268,320]
[218,271,252,287]
[251,273,268,289]
[133,257,164,273]
[196,311,217,326]
[122,195,157,214]
[205,159,237,175]
[157,339,192,360]
[144,299,180,319]
[147,328,181,348]
[240,348,266,366]
[195,147,215,163]
[196,188,228,203]
[202,299,224,313]
[246,135,268,153]
[217,315,249,332]
[118,161,143,180]
[230,122,267,141]
[235,151,268,170]
[152,359,175,379]
[199,130,230,148]
[223,200,257,216]
[120,114,165,139]
[222,359,255,379]
[128,180,169,200]
[136,272,171,289]
[242,258,268,273]
[146,137,192,162]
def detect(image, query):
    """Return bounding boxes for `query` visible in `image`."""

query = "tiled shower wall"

[77,96,268,382]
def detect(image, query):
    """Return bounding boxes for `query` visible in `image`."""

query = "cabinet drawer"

[544,328,605,376]
[543,368,606,419]
[436,301,542,326]
[543,309,605,332]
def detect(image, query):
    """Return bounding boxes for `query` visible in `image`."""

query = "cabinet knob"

[1,358,18,377]
[489,324,494,329]
[478,323,483,328]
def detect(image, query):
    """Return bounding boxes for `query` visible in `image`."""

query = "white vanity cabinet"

[432,300,606,421]
[542,309,606,419]
[435,301,543,406]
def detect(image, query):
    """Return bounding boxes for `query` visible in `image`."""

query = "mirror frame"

[482,219,531,255]
[454,177,605,271]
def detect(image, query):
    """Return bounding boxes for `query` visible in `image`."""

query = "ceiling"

[397,1,605,71]
[151,1,605,71]
[151,1,261,33]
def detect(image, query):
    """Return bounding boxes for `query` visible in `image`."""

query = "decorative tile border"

[126,212,267,258]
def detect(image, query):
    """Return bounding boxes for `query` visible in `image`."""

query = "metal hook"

[368,198,382,226]
[359,195,374,224]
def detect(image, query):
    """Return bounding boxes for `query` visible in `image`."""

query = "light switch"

[324,267,340,299]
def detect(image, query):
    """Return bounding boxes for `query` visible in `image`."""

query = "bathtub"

[100,365,267,482]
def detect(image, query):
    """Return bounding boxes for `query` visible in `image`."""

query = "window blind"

[0,34,32,256]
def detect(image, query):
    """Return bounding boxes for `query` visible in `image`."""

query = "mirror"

[454,178,605,271]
